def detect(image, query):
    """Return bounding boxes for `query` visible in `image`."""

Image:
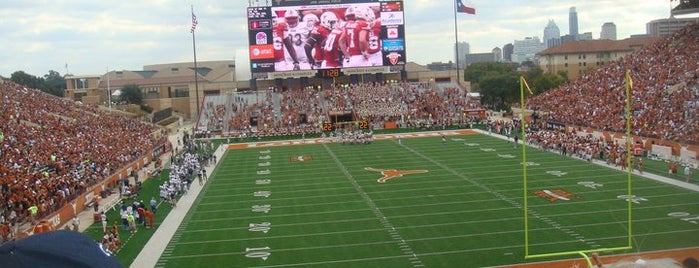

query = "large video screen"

[247,0,406,76]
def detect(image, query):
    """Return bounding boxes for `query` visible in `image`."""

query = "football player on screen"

[283,10,312,70]
[364,7,383,66]
[273,12,299,72]
[305,11,341,69]
[339,5,371,68]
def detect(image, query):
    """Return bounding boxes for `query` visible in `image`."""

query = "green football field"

[154,133,699,267]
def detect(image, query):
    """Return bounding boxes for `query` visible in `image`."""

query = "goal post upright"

[519,76,530,257]
[624,70,634,248]
[520,73,635,263]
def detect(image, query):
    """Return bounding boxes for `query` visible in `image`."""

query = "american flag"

[190,12,198,33]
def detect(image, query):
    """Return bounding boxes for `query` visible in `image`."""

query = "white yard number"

[245,246,271,260]
[668,212,699,224]
[252,204,271,213]
[546,171,567,177]
[256,179,271,185]
[254,191,271,198]
[249,222,271,233]
[578,181,603,189]
[617,195,648,204]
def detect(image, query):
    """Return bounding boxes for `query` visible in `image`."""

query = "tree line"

[464,62,568,112]
[8,70,66,97]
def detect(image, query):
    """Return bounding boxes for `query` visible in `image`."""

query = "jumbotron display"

[247,0,406,76]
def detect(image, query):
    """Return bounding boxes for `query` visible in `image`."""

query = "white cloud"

[0,0,688,77]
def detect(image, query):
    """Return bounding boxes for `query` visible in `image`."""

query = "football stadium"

[1,1,698,268]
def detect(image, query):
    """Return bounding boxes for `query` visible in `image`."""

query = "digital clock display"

[317,68,342,78]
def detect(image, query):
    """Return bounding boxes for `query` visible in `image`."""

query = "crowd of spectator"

[198,81,485,138]
[526,23,699,144]
[0,81,166,242]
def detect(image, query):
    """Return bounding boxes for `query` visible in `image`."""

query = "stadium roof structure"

[537,37,660,55]
[672,0,699,16]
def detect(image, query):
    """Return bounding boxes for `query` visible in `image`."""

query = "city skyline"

[0,0,685,77]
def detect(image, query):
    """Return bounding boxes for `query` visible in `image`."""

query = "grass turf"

[93,133,699,267]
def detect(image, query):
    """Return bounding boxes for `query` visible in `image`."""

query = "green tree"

[464,62,518,91]
[10,71,44,90]
[478,73,519,112]
[10,70,66,97]
[522,67,567,94]
[43,70,65,97]
[119,84,144,105]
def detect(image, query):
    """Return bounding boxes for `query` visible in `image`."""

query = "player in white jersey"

[284,10,312,70]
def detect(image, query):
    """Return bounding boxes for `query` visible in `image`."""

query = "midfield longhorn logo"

[365,167,429,183]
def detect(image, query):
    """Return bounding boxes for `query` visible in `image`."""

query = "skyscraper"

[601,22,617,40]
[543,20,561,48]
[569,7,579,38]
[454,41,470,69]
[502,43,514,62]
[512,36,545,63]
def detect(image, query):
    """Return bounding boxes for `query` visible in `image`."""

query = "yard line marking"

[398,142,602,248]
[323,143,425,268]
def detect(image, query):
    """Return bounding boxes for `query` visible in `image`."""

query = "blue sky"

[0,0,683,77]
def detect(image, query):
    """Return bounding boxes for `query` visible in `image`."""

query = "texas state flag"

[456,0,476,14]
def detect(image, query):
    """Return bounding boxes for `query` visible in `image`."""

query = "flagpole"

[107,66,111,110]
[192,5,200,119]
[453,0,460,82]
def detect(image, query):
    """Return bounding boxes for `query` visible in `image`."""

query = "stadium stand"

[526,23,699,145]
[0,81,166,242]
[196,81,485,137]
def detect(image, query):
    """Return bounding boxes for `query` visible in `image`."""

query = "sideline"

[472,129,699,193]
[129,143,226,268]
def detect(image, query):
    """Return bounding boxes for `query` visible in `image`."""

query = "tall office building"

[492,47,502,62]
[601,22,617,40]
[502,43,514,62]
[543,20,561,48]
[646,17,699,37]
[455,42,470,69]
[512,36,545,63]
[569,7,579,38]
